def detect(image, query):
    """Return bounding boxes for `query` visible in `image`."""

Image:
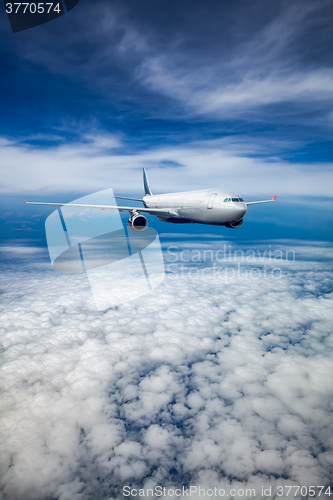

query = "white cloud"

[0,241,332,499]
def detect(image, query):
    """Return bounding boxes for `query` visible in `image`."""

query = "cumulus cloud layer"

[1,241,332,500]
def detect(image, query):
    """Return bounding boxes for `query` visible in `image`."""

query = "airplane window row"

[223,197,244,202]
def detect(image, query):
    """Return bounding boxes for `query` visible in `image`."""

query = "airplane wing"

[113,196,143,202]
[246,195,276,206]
[21,198,177,218]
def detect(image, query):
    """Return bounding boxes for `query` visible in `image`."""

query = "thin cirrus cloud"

[136,1,333,119]
[1,242,332,499]
[141,68,333,116]
[1,133,333,197]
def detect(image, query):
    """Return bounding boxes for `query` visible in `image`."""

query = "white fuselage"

[143,189,247,225]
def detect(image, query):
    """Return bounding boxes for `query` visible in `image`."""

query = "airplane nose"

[237,203,247,218]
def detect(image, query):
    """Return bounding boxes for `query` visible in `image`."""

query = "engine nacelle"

[226,219,244,229]
[128,214,148,232]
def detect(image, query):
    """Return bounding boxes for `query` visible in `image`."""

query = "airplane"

[22,168,276,231]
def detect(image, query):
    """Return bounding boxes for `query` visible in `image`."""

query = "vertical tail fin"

[143,168,153,196]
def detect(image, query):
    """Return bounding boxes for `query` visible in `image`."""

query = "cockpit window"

[224,197,244,202]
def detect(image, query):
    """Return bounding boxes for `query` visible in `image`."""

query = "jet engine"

[128,214,148,232]
[226,219,244,229]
